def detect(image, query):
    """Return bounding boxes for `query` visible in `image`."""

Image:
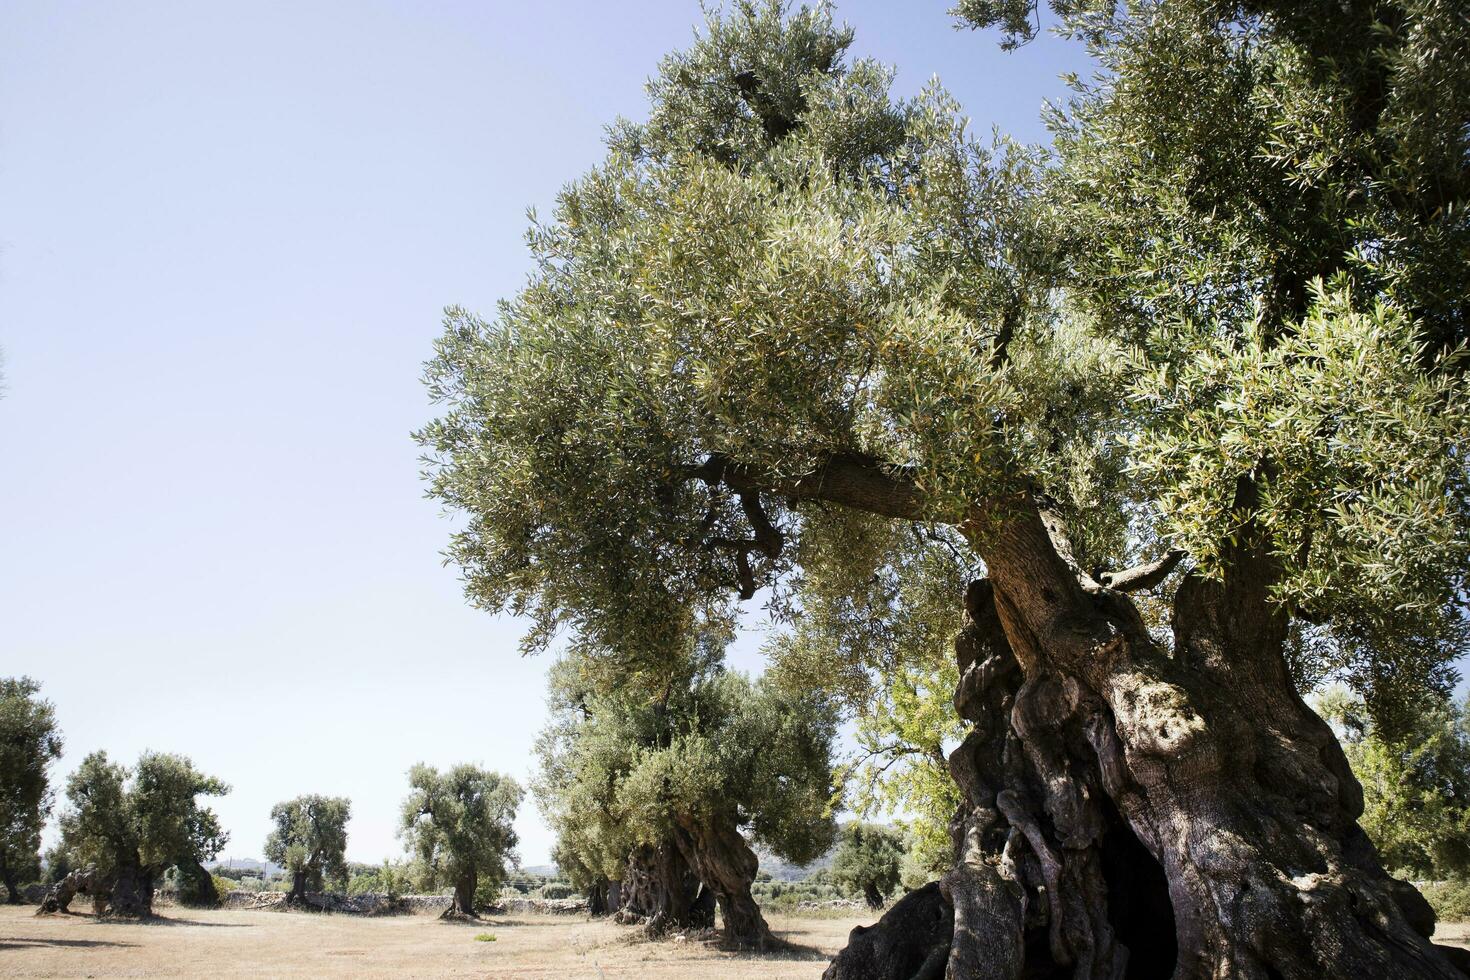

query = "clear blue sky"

[0,1,1081,867]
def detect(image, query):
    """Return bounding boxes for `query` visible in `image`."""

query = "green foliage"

[42,843,71,885]
[211,875,235,900]
[1317,688,1470,880]
[57,750,229,881]
[400,764,522,894]
[829,822,905,907]
[0,678,62,891]
[1420,880,1470,924]
[474,932,497,942]
[263,794,351,892]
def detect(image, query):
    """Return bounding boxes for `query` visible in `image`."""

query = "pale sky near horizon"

[0,1,1083,867]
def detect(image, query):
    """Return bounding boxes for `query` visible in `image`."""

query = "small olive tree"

[0,678,62,904]
[54,750,228,917]
[264,795,351,904]
[830,823,905,909]
[400,764,522,919]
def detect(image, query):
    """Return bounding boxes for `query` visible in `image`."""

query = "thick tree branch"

[686,451,928,521]
[1100,550,1186,593]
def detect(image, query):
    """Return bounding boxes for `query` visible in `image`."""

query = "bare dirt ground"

[0,905,874,978]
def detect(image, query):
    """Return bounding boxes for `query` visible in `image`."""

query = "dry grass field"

[0,905,874,978]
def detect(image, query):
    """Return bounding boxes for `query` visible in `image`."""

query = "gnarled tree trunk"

[287,869,311,905]
[673,817,773,948]
[619,840,713,934]
[36,864,100,915]
[831,501,1468,979]
[441,871,478,919]
[103,861,155,918]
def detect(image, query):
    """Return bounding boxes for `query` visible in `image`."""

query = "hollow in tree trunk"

[589,878,621,916]
[619,840,713,934]
[673,816,772,948]
[441,871,478,919]
[830,502,1469,979]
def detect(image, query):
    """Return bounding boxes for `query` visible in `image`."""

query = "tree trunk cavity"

[673,817,773,948]
[830,498,1468,979]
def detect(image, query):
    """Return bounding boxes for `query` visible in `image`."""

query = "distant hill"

[753,844,835,882]
[208,858,282,875]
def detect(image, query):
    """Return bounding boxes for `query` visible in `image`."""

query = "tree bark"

[878,498,1470,979]
[441,871,478,919]
[861,883,883,910]
[824,881,953,980]
[672,817,773,948]
[2,863,19,904]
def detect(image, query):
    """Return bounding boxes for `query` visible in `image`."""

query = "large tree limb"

[686,451,928,521]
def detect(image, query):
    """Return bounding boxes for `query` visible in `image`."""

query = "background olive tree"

[536,638,838,946]
[830,822,905,909]
[399,763,522,919]
[263,794,351,904]
[53,750,228,916]
[0,677,62,904]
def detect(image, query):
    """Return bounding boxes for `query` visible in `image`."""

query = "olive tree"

[399,763,522,919]
[420,1,1470,975]
[830,823,904,909]
[52,751,228,917]
[0,677,62,903]
[1319,690,1470,882]
[264,795,351,904]
[537,640,837,946]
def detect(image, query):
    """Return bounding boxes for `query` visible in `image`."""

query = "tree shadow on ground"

[0,936,138,949]
[737,934,830,961]
[142,916,253,928]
